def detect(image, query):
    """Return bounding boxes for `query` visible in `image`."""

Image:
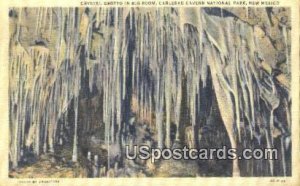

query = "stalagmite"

[93,155,99,177]
[87,151,91,161]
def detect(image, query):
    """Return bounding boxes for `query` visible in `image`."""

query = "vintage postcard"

[0,0,299,185]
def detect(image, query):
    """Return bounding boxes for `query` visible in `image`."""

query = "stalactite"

[72,96,79,162]
[9,7,291,176]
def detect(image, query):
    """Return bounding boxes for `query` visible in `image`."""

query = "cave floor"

[9,145,86,178]
[9,123,232,178]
